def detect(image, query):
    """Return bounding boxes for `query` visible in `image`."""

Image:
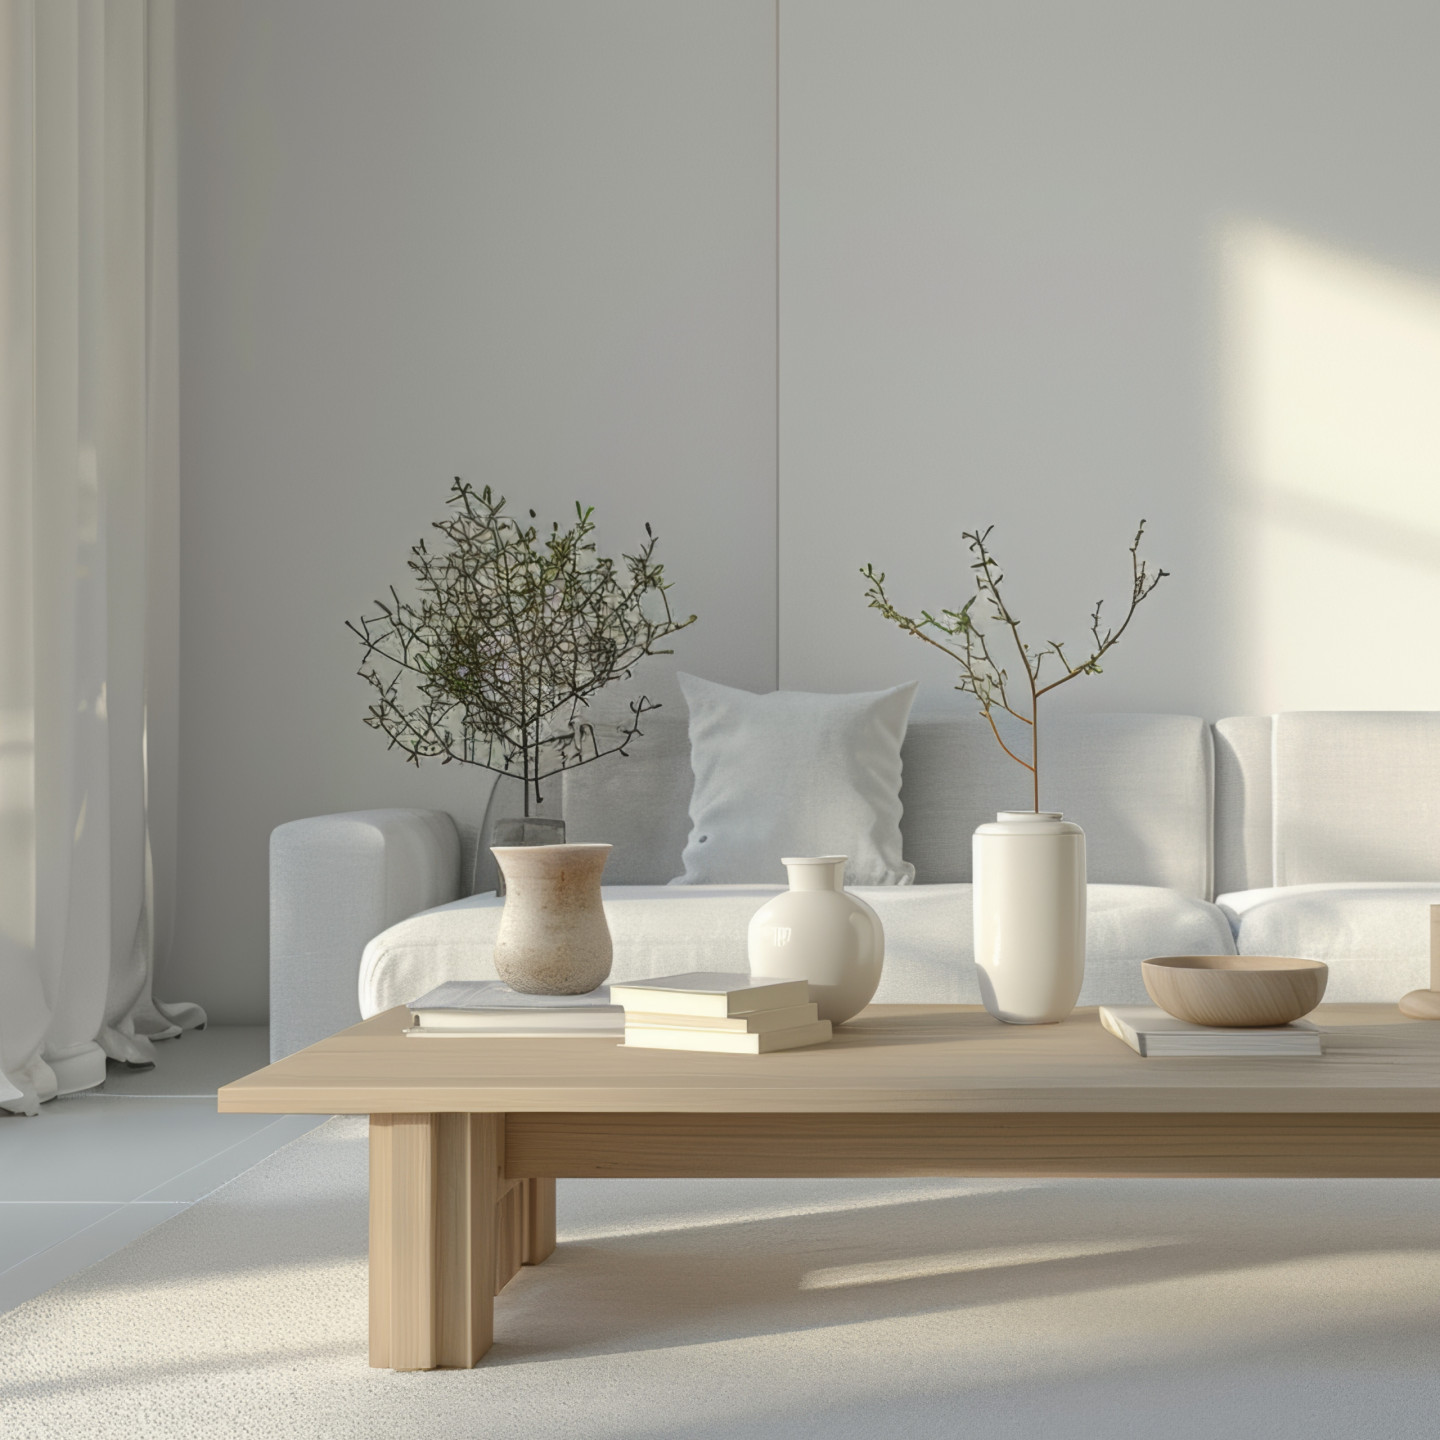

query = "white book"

[406,1010,623,1036]
[610,972,810,1018]
[623,1019,833,1054]
[408,980,618,1013]
[621,1003,819,1035]
[1099,1005,1322,1058]
[405,979,623,1037]
[406,1028,620,1038]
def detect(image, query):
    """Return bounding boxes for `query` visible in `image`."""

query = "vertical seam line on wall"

[1269,713,1281,889]
[29,0,39,491]
[774,0,781,691]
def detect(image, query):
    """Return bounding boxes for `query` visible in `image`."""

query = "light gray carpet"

[3,1117,1440,1439]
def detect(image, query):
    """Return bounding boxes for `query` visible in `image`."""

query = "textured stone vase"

[973,811,1086,1024]
[746,856,884,1024]
[492,843,613,995]
[489,815,566,896]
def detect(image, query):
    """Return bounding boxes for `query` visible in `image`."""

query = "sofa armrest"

[269,808,461,1059]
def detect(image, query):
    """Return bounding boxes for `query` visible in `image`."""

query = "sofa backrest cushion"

[899,712,1212,897]
[1270,712,1440,886]
[1213,715,1275,893]
[566,707,1214,898]
[561,711,696,886]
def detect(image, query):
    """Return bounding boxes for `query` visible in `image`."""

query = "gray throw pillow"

[671,673,919,886]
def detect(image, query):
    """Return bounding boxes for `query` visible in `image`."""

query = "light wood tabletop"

[219,1002,1440,1117]
[219,1002,1440,1372]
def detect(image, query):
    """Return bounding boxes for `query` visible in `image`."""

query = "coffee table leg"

[369,1112,503,1370]
[523,1177,557,1265]
[494,1176,524,1293]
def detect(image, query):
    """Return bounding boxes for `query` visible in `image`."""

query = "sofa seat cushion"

[1217,883,1439,1000]
[359,883,1236,1017]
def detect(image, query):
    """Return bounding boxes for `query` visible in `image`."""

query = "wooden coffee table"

[218,1003,1440,1371]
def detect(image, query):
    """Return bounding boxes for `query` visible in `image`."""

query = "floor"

[6,1117,1440,1439]
[0,1027,321,1314]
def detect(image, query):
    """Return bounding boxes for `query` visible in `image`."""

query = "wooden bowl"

[1141,955,1328,1028]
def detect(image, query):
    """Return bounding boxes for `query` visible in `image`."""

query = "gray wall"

[778,0,1440,717]
[175,0,1440,1021]
[175,1,777,1020]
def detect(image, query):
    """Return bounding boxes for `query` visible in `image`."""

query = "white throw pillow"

[671,673,919,886]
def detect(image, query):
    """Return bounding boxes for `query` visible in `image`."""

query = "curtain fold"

[0,0,203,1117]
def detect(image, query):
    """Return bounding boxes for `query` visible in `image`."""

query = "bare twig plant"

[862,523,1167,811]
[349,479,696,814]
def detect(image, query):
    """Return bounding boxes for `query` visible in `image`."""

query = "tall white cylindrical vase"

[973,811,1085,1024]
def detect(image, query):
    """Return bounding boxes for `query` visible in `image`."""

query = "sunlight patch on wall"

[1223,222,1440,711]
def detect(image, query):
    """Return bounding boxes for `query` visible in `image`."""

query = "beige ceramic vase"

[491,843,613,995]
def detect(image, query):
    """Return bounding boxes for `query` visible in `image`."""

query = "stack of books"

[611,972,832,1053]
[1099,1005,1323,1057]
[404,980,624,1037]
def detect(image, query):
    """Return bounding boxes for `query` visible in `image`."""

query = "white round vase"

[972,812,1086,1024]
[492,843,613,995]
[746,856,884,1025]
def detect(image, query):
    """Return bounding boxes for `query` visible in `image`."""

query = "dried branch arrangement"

[862,522,1167,810]
[349,479,695,814]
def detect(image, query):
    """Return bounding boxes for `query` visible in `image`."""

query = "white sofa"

[1213,712,1440,996]
[269,711,1440,1059]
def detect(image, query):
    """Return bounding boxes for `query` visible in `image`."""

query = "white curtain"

[0,0,203,1116]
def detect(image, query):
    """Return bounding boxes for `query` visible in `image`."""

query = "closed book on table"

[623,1019,833,1054]
[1099,1005,1322,1057]
[408,1011,623,1036]
[406,980,623,1037]
[610,972,809,1018]
[621,1003,819,1035]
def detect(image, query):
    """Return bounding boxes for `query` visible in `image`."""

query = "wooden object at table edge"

[506,1110,1440,1179]
[217,1003,1440,1116]
[1399,904,1440,1018]
[368,1113,557,1371]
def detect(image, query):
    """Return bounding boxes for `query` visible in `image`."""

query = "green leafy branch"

[349,479,696,813]
[862,521,1167,810]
